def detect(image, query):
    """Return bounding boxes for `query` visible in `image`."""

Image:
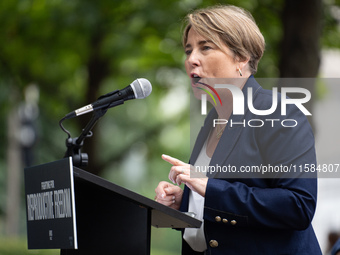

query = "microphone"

[64,78,152,119]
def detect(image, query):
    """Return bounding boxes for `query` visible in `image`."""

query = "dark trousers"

[181,239,206,255]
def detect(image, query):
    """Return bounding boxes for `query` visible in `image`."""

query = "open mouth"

[191,74,201,85]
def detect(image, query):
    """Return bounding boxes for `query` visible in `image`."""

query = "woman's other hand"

[155,181,183,210]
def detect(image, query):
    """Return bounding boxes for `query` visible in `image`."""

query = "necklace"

[216,125,226,139]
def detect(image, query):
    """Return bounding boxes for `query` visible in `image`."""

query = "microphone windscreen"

[131,78,152,99]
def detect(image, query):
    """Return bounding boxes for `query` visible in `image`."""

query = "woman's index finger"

[162,154,186,166]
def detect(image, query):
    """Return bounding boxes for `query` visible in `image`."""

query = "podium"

[24,158,201,255]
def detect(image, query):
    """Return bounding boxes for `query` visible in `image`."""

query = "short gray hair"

[183,5,265,74]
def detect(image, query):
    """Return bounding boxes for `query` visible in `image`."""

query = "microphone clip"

[61,103,121,168]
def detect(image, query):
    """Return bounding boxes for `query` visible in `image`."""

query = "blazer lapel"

[189,109,217,165]
[208,76,262,178]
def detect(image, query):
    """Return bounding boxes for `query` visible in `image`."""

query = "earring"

[238,68,243,77]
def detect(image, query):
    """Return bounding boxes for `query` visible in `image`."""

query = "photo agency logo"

[196,79,312,128]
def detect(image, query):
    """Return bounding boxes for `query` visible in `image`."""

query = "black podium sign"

[24,158,201,254]
[24,157,78,249]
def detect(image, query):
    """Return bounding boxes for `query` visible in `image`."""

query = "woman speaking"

[155,5,321,255]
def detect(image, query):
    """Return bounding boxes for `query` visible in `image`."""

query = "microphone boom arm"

[63,99,124,167]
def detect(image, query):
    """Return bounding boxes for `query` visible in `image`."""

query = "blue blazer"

[180,77,321,255]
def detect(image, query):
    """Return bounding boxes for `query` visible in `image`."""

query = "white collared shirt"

[183,139,211,252]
